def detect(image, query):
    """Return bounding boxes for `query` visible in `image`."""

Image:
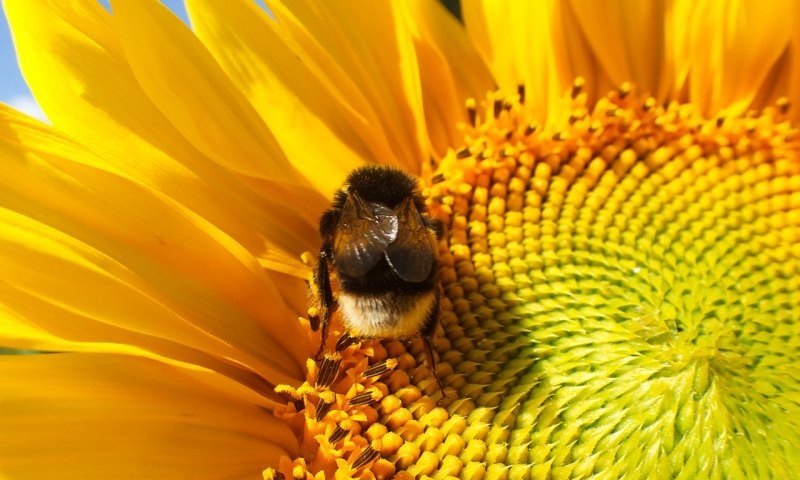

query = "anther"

[431,173,446,184]
[571,77,585,98]
[263,469,285,480]
[456,147,472,159]
[352,445,381,470]
[328,425,348,443]
[315,400,332,421]
[776,97,790,114]
[617,81,632,99]
[335,332,357,351]
[315,354,341,388]
[493,98,503,119]
[466,98,477,125]
[517,84,526,104]
[350,389,382,406]
[524,123,538,136]
[364,359,396,378]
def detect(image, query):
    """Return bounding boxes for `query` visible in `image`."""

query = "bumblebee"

[312,165,444,389]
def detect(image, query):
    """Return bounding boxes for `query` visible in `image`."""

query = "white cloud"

[3,94,48,122]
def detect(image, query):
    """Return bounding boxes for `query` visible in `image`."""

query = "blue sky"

[0,0,189,120]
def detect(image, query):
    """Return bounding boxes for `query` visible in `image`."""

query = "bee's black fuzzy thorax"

[317,165,441,293]
[319,166,431,239]
[340,166,427,211]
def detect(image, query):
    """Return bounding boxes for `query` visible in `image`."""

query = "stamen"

[571,76,585,98]
[352,444,381,470]
[315,353,341,388]
[617,81,632,99]
[363,359,397,378]
[262,468,285,480]
[350,389,382,406]
[776,97,791,114]
[328,425,347,443]
[456,147,471,159]
[517,84,525,104]
[335,332,357,351]
[314,400,332,421]
[492,97,503,119]
[466,98,477,126]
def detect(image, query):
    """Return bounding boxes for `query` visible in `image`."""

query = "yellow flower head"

[0,1,799,479]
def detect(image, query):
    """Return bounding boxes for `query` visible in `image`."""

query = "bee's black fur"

[337,166,425,211]
[319,166,430,238]
[319,166,440,295]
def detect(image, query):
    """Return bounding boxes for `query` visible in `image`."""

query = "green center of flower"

[271,82,800,480]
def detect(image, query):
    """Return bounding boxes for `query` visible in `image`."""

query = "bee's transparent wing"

[385,198,435,283]
[333,193,398,277]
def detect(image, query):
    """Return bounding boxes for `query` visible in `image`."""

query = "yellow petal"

[0,353,295,479]
[0,299,283,404]
[685,0,792,115]
[406,0,495,106]
[187,0,378,195]
[788,0,800,121]
[268,0,430,171]
[462,1,518,88]
[403,0,494,158]
[555,0,615,102]
[0,107,309,385]
[462,0,570,126]
[0,206,303,387]
[566,0,691,100]
[108,0,291,182]
[3,0,320,253]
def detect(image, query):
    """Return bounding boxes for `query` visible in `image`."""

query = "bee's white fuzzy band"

[339,291,436,338]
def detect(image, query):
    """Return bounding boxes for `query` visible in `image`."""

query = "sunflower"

[1,0,799,479]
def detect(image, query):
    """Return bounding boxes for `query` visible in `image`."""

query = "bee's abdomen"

[337,257,436,294]
[338,291,436,339]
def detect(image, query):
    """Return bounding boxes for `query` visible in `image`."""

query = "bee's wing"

[333,192,399,277]
[385,198,435,283]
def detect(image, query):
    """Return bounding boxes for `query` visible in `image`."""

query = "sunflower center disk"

[271,83,800,480]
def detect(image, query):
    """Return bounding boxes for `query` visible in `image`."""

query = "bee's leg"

[420,290,446,398]
[314,248,335,360]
